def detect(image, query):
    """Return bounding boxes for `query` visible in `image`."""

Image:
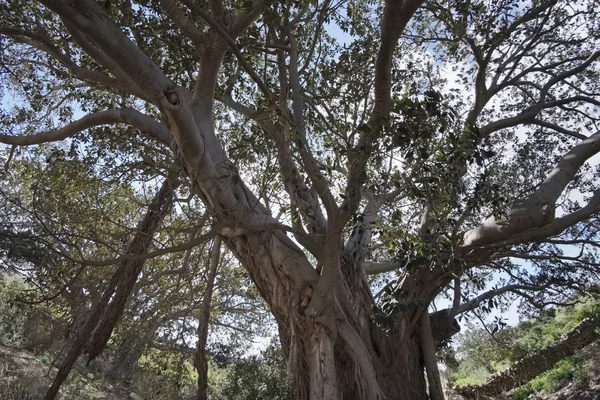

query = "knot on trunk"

[165,91,180,105]
[429,309,461,348]
[300,283,313,309]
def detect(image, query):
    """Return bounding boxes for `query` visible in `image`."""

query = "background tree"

[0,133,267,398]
[1,0,600,399]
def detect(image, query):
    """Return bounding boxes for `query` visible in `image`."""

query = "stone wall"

[453,315,600,398]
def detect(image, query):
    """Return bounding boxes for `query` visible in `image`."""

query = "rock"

[86,373,94,380]
[130,392,144,400]
[543,382,600,400]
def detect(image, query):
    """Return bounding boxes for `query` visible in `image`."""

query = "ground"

[0,343,134,400]
[3,340,600,399]
[531,342,600,400]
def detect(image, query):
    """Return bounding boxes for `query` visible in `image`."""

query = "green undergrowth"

[449,297,600,389]
[512,357,587,400]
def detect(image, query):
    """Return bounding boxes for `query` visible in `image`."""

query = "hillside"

[448,341,600,400]
[446,299,600,400]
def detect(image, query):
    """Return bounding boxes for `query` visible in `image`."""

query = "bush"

[0,274,64,352]
[210,343,295,400]
[0,275,32,346]
[452,362,492,387]
[133,347,197,399]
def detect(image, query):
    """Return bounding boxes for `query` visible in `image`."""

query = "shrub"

[0,275,32,346]
[210,343,295,400]
[452,362,492,387]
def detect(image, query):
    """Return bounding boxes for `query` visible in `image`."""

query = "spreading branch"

[339,0,424,224]
[0,109,171,146]
[0,26,130,94]
[464,131,600,247]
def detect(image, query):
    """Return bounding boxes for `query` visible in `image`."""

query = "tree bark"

[223,241,435,399]
[86,176,177,362]
[421,312,446,400]
[108,334,147,381]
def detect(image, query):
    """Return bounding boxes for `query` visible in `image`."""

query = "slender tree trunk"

[86,176,179,361]
[194,236,221,400]
[421,312,446,400]
[44,177,175,400]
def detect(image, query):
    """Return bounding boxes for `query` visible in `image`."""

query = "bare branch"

[62,22,152,102]
[0,109,171,146]
[159,0,206,50]
[479,189,600,249]
[455,283,549,315]
[451,278,461,317]
[539,50,600,102]
[288,33,338,217]
[180,0,271,97]
[526,131,600,206]
[39,0,174,102]
[480,95,600,136]
[532,119,587,140]
[364,261,402,275]
[217,92,327,244]
[480,49,600,136]
[347,188,401,268]
[339,0,424,223]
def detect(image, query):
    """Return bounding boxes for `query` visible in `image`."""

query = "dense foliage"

[1,0,600,398]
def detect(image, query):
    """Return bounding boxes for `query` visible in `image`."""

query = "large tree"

[1,0,600,399]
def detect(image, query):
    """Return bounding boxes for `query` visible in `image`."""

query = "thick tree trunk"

[226,235,434,399]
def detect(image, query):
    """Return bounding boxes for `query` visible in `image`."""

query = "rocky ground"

[528,382,600,400]
[528,342,600,400]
